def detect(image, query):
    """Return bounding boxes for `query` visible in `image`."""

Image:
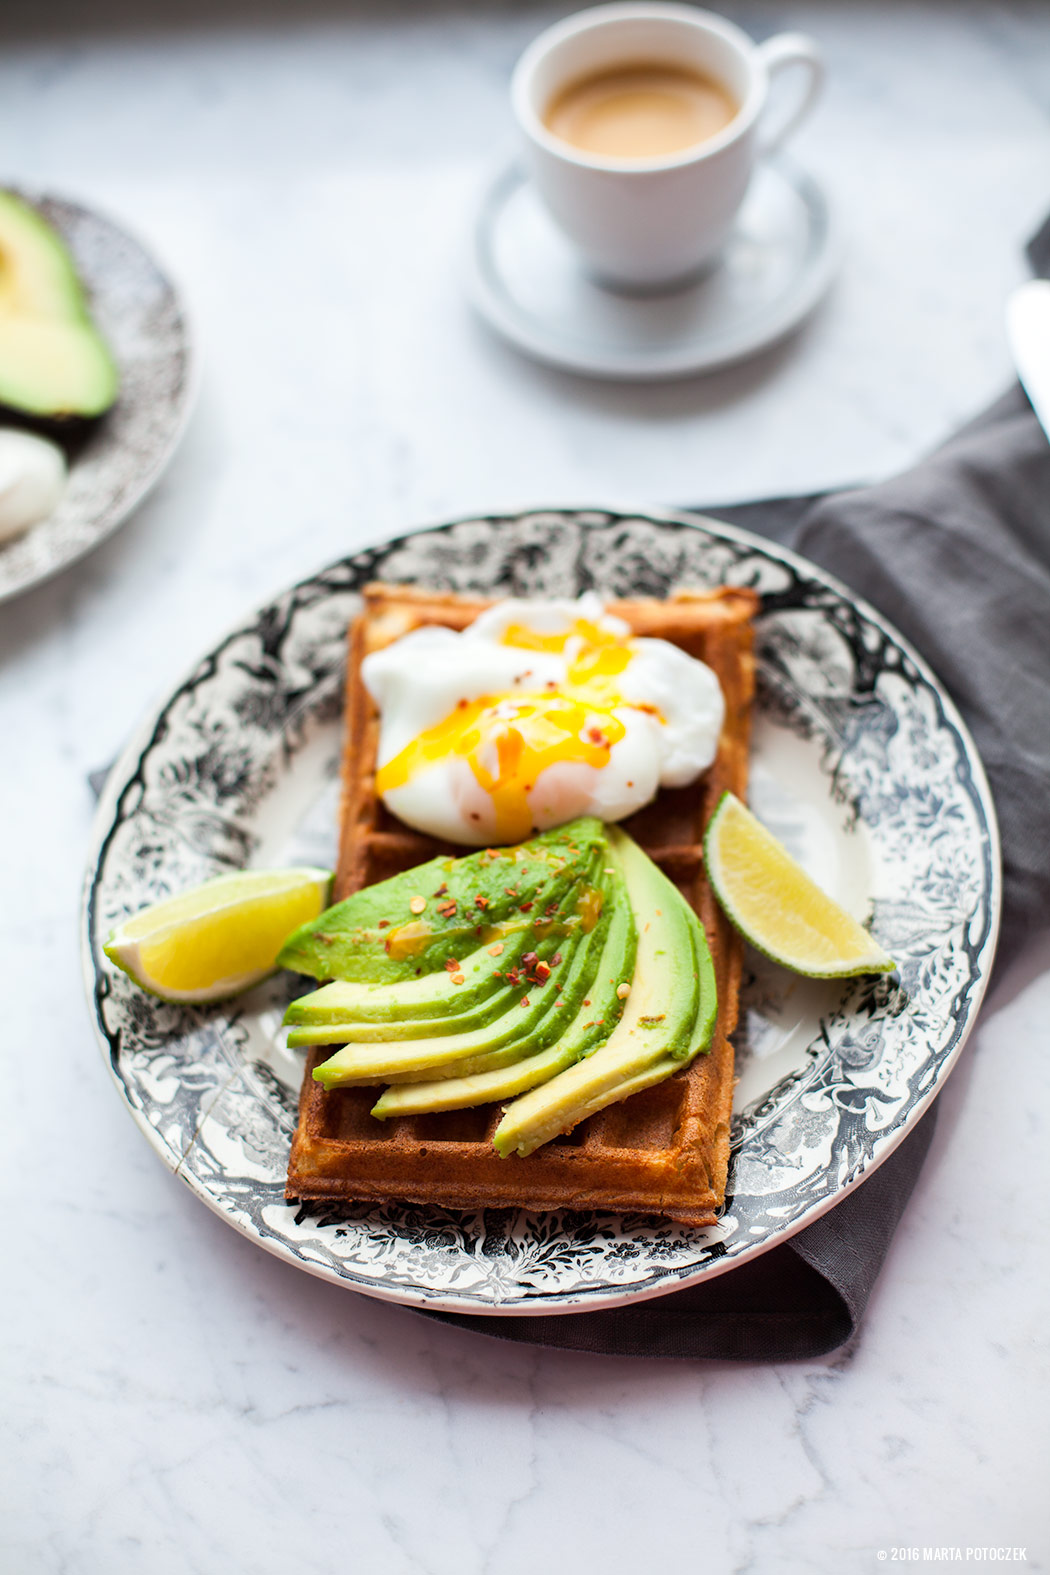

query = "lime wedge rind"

[704,792,895,980]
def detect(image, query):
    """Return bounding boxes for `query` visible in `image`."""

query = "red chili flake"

[444,957,460,973]
[474,895,489,909]
[470,813,481,821]
[519,901,534,912]
[522,951,539,970]
[545,902,557,917]
[552,953,562,966]
[588,726,607,746]
[583,999,591,1007]
[437,900,457,918]
[505,967,521,987]
[595,1018,604,1026]
[520,996,530,1008]
[457,698,468,709]
[505,887,519,896]
[377,919,389,929]
[433,883,448,898]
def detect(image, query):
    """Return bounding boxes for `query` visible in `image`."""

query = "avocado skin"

[370,853,638,1116]
[278,817,608,985]
[492,829,704,1158]
[0,191,118,420]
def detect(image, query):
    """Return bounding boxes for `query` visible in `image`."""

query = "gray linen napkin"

[419,381,1050,1360]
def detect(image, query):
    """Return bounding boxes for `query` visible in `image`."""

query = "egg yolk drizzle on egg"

[374,620,661,843]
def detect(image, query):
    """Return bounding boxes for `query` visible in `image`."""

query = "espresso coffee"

[544,62,737,161]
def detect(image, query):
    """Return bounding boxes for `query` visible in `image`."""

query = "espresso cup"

[511,3,823,290]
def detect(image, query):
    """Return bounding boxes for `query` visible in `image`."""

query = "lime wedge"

[704,793,895,978]
[103,867,333,1003]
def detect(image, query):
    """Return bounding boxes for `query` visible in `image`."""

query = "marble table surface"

[2,2,1049,1570]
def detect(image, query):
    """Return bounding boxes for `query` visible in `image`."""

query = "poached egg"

[362,593,725,846]
[0,428,66,543]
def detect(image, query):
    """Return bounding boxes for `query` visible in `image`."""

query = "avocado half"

[0,190,118,420]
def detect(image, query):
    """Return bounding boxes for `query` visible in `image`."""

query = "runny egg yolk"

[374,620,657,843]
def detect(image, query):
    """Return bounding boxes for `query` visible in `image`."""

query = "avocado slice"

[291,850,604,1045]
[371,854,638,1116]
[285,937,518,1026]
[278,817,608,985]
[0,191,118,420]
[492,830,702,1158]
[288,897,592,1047]
[307,885,606,1083]
[283,855,592,1035]
[308,852,621,1086]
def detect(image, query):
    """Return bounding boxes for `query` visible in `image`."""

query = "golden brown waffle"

[286,581,757,1226]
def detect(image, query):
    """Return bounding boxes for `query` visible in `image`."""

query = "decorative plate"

[0,190,194,605]
[82,510,1000,1316]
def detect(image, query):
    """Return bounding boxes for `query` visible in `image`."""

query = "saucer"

[467,158,837,381]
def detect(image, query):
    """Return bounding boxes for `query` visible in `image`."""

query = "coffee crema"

[543,62,738,161]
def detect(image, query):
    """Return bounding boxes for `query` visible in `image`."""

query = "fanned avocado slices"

[278,817,609,985]
[282,817,717,1157]
[371,852,638,1116]
[492,829,714,1159]
[311,875,620,1086]
[285,850,598,1043]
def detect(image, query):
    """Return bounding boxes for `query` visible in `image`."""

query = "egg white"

[361,595,725,846]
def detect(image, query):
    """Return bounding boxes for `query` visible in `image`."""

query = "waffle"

[286,581,757,1226]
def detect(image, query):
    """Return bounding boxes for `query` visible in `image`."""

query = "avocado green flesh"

[347,882,630,1087]
[309,881,613,1086]
[0,192,89,320]
[0,193,118,419]
[0,317,118,419]
[284,865,590,1036]
[503,932,714,1146]
[287,977,525,1042]
[278,818,608,985]
[371,863,639,1116]
[492,830,701,1158]
[285,939,516,1025]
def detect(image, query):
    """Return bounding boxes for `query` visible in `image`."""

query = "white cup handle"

[754,33,824,156]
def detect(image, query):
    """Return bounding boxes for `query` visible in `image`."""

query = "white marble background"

[2,2,1049,1571]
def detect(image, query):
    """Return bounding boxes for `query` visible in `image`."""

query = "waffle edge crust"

[286,582,757,1227]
